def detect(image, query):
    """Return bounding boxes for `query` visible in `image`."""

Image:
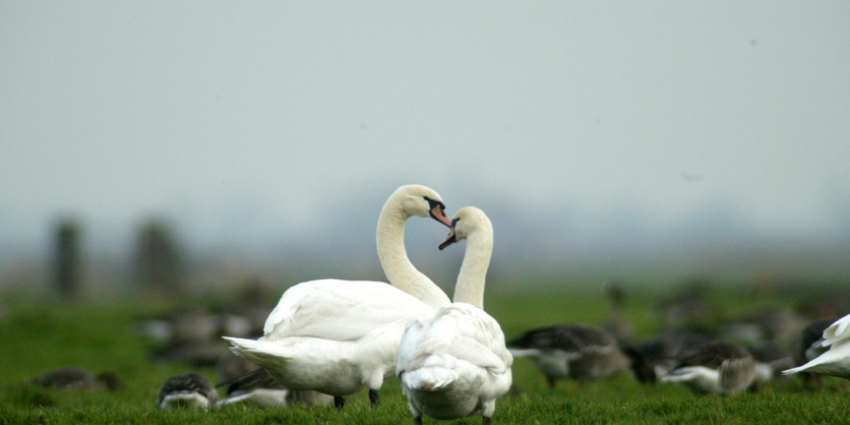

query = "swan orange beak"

[429,204,453,228]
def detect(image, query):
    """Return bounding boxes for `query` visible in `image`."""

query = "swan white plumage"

[783,313,850,379]
[397,207,512,425]
[223,185,452,408]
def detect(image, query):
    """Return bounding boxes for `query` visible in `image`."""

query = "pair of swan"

[224,186,512,423]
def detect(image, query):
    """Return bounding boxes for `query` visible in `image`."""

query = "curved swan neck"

[452,224,493,310]
[376,195,450,309]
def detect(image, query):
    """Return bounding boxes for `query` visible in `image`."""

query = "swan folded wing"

[822,315,850,347]
[397,317,433,375]
[432,336,509,374]
[263,280,434,341]
[412,305,512,373]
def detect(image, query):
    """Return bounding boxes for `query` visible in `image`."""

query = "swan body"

[397,207,512,424]
[783,314,850,379]
[225,280,435,396]
[224,185,452,407]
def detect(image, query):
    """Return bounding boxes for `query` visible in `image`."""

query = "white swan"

[396,207,513,425]
[783,313,850,379]
[223,185,453,408]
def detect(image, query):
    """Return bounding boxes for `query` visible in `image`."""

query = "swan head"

[394,184,452,227]
[439,206,491,250]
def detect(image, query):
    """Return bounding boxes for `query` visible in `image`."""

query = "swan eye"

[423,196,446,213]
[451,218,460,228]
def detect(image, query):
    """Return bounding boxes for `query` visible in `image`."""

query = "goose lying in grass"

[217,368,333,408]
[397,207,512,425]
[30,366,123,391]
[158,372,219,409]
[508,323,629,389]
[224,185,452,409]
[623,332,715,384]
[783,314,850,380]
[660,340,756,395]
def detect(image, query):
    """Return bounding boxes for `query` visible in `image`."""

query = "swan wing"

[410,304,512,373]
[822,314,850,348]
[263,279,435,342]
[397,317,433,377]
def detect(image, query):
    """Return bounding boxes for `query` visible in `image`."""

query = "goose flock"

[21,184,850,423]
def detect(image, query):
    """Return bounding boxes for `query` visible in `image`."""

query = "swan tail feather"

[782,353,832,376]
[781,364,810,375]
[223,337,292,365]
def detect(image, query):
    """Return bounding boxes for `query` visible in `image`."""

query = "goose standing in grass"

[397,207,512,425]
[719,306,807,348]
[507,323,629,389]
[224,185,453,409]
[783,314,850,380]
[158,372,219,409]
[602,281,636,347]
[30,366,124,391]
[660,340,756,395]
[140,307,231,367]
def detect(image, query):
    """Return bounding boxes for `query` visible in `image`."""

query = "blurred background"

[2,2,849,299]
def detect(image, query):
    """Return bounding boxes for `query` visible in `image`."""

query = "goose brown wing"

[218,368,281,396]
[677,341,751,369]
[508,323,615,352]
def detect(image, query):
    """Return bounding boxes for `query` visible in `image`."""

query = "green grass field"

[1,284,849,425]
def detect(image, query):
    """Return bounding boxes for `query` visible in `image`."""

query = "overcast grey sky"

[2,2,849,263]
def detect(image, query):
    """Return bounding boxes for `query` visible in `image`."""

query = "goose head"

[439,206,492,250]
[395,184,452,227]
